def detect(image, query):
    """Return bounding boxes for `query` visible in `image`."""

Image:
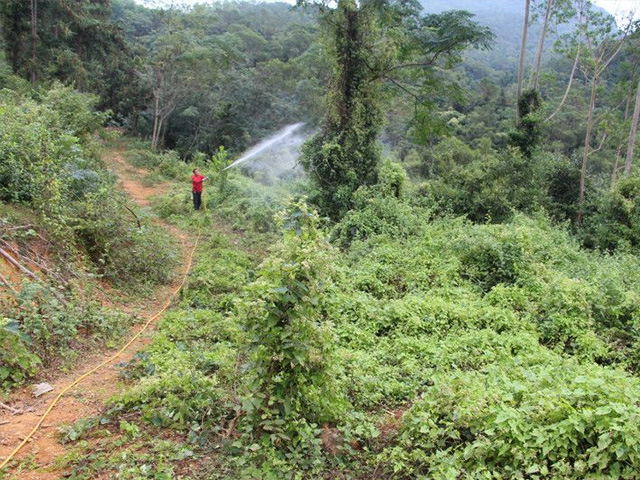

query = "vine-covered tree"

[299,0,493,219]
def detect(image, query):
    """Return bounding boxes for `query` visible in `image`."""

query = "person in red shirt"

[191,168,209,210]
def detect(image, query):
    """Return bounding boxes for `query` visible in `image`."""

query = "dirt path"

[0,147,193,479]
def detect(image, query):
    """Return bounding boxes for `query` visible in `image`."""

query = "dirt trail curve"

[0,147,193,479]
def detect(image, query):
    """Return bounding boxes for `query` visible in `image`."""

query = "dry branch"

[0,402,22,415]
[0,246,69,306]
[0,240,69,286]
[0,272,18,296]
[0,246,41,282]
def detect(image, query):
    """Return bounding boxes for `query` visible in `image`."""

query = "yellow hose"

[0,234,200,471]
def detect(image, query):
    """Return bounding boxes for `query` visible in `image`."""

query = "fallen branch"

[0,246,41,282]
[224,411,246,439]
[0,272,18,296]
[0,240,69,286]
[0,402,22,415]
[4,224,35,232]
[0,247,69,306]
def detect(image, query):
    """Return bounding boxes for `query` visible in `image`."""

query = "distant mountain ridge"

[420,0,608,75]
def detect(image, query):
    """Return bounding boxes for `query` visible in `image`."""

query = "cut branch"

[0,247,69,306]
[0,272,18,296]
[0,402,22,415]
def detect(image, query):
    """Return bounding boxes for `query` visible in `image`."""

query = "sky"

[135,0,639,23]
[593,0,640,23]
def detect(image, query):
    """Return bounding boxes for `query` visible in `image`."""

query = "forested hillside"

[2,0,640,478]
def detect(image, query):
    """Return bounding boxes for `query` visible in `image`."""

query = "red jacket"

[192,174,206,192]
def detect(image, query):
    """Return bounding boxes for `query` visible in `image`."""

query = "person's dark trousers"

[193,191,202,210]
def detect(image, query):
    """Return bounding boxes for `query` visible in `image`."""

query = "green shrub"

[126,149,189,180]
[181,234,254,308]
[425,147,547,223]
[152,191,193,219]
[381,359,640,479]
[237,201,347,474]
[332,189,425,249]
[75,192,178,287]
[7,282,133,361]
[0,318,41,390]
[116,352,231,431]
[581,175,640,252]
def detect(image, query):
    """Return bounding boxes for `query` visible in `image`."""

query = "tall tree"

[529,0,553,91]
[577,1,629,220]
[516,0,531,125]
[300,0,493,219]
[1,0,131,103]
[29,0,37,83]
[625,74,640,175]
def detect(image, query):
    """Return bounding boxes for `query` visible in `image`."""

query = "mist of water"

[223,123,306,173]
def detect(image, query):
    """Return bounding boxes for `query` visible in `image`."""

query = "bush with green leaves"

[331,162,423,249]
[381,357,640,479]
[180,233,254,309]
[0,317,41,390]
[126,148,190,181]
[6,282,133,360]
[581,175,640,253]
[0,86,177,288]
[0,85,105,212]
[0,281,135,391]
[237,201,347,474]
[422,142,570,224]
[74,191,178,287]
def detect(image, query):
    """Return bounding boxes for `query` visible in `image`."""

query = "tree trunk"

[30,0,37,84]
[578,74,598,222]
[624,75,640,176]
[530,0,554,91]
[516,0,531,126]
[612,66,638,183]
[151,88,161,151]
[545,44,580,122]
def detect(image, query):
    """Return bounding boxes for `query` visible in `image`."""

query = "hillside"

[2,0,640,478]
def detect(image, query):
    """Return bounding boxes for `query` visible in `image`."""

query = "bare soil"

[0,147,193,479]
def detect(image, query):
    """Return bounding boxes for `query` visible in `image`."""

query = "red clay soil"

[0,147,193,479]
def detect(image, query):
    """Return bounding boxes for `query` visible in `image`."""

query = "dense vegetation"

[0,79,176,389]
[2,0,640,478]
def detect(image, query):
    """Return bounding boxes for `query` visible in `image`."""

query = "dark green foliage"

[239,202,346,472]
[113,1,324,156]
[302,0,493,220]
[0,0,134,114]
[1,281,133,390]
[0,318,41,390]
[581,175,640,252]
[425,146,546,223]
[302,0,382,220]
[332,161,422,248]
[510,88,542,158]
[383,359,640,478]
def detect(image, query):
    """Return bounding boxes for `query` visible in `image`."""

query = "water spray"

[223,123,305,171]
